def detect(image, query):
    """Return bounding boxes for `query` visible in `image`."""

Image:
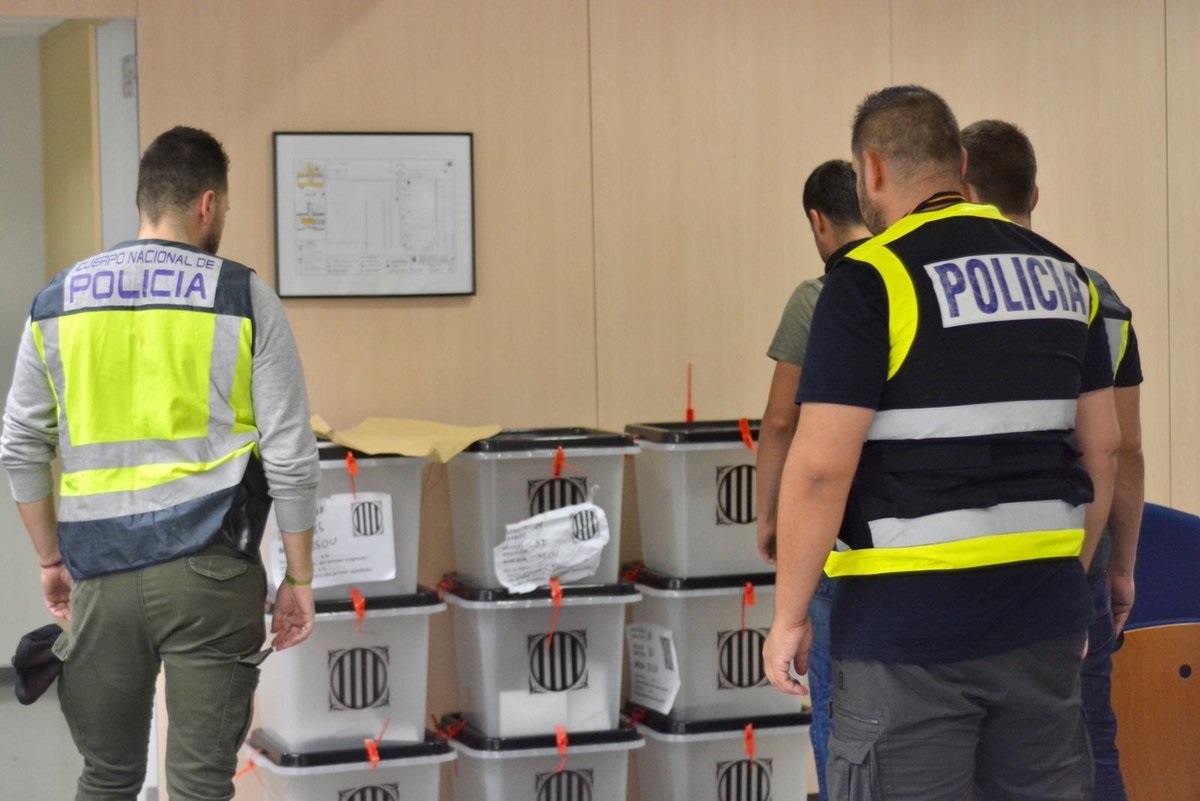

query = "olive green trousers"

[54,542,268,801]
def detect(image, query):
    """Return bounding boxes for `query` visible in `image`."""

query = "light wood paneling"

[891,0,1171,505]
[0,0,133,17]
[40,20,101,278]
[1168,0,1200,513]
[591,0,892,431]
[1112,623,1200,799]
[136,0,597,432]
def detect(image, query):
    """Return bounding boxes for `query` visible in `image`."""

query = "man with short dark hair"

[1,126,320,801]
[963,118,1144,801]
[763,86,1120,799]
[756,158,870,801]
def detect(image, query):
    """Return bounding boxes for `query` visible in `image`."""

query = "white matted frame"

[273,132,475,298]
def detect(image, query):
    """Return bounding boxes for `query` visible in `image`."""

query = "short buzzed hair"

[136,126,229,223]
[851,85,961,181]
[802,160,865,227]
[961,119,1037,217]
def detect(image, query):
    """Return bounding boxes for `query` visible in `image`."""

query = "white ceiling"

[0,17,63,39]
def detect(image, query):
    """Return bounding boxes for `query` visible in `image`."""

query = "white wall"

[95,18,138,248]
[0,36,53,666]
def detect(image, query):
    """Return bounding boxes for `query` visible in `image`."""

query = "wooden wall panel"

[40,20,100,278]
[1168,0,1200,513]
[591,0,892,432]
[136,0,597,432]
[0,0,133,17]
[891,0,1171,505]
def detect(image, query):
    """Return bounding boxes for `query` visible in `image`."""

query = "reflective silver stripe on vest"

[57,450,253,522]
[866,398,1076,441]
[1103,318,1124,376]
[867,499,1085,548]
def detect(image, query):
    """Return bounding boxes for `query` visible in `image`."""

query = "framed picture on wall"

[273,132,475,298]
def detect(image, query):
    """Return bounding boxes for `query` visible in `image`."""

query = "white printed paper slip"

[493,501,610,593]
[270,492,397,588]
[625,622,682,714]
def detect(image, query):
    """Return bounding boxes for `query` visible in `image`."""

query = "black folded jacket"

[11,623,64,705]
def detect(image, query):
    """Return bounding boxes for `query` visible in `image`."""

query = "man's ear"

[1030,184,1040,213]
[196,189,218,225]
[862,149,886,195]
[807,208,825,236]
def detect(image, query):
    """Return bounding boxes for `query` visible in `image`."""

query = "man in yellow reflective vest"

[1,126,320,801]
[763,86,1120,799]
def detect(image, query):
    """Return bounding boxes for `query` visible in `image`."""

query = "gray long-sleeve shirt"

[1,264,319,534]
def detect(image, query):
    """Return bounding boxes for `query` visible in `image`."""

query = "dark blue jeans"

[809,574,836,801]
[1081,572,1128,801]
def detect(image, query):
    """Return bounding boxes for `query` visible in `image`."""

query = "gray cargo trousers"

[826,632,1094,801]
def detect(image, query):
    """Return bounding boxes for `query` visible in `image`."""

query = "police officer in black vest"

[763,86,1120,800]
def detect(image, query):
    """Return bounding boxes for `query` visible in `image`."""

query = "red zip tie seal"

[621,561,644,584]
[345,451,359,499]
[431,715,466,778]
[744,723,756,760]
[741,582,756,632]
[432,714,466,742]
[351,587,367,633]
[555,725,569,773]
[685,363,695,422]
[552,446,582,479]
[738,417,757,453]
[363,718,391,771]
[234,751,259,779]
[364,738,380,771]
[547,577,564,649]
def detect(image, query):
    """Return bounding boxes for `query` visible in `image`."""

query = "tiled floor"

[0,667,83,797]
[2,666,819,800]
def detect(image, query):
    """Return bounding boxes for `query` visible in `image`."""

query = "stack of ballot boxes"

[442,428,645,801]
[623,420,811,801]
[252,442,451,799]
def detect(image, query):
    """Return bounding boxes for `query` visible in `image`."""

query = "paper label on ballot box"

[493,501,610,593]
[269,492,397,588]
[625,622,681,714]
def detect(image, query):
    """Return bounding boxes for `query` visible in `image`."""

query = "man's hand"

[763,617,812,696]
[1109,572,1135,636]
[271,581,315,650]
[40,564,71,621]
[757,521,777,565]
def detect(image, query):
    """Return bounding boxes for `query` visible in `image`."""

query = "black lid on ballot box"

[623,704,812,735]
[439,713,640,753]
[440,573,639,603]
[245,728,451,768]
[267,586,443,616]
[463,427,636,453]
[623,563,776,591]
[624,419,761,444]
[316,441,419,462]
